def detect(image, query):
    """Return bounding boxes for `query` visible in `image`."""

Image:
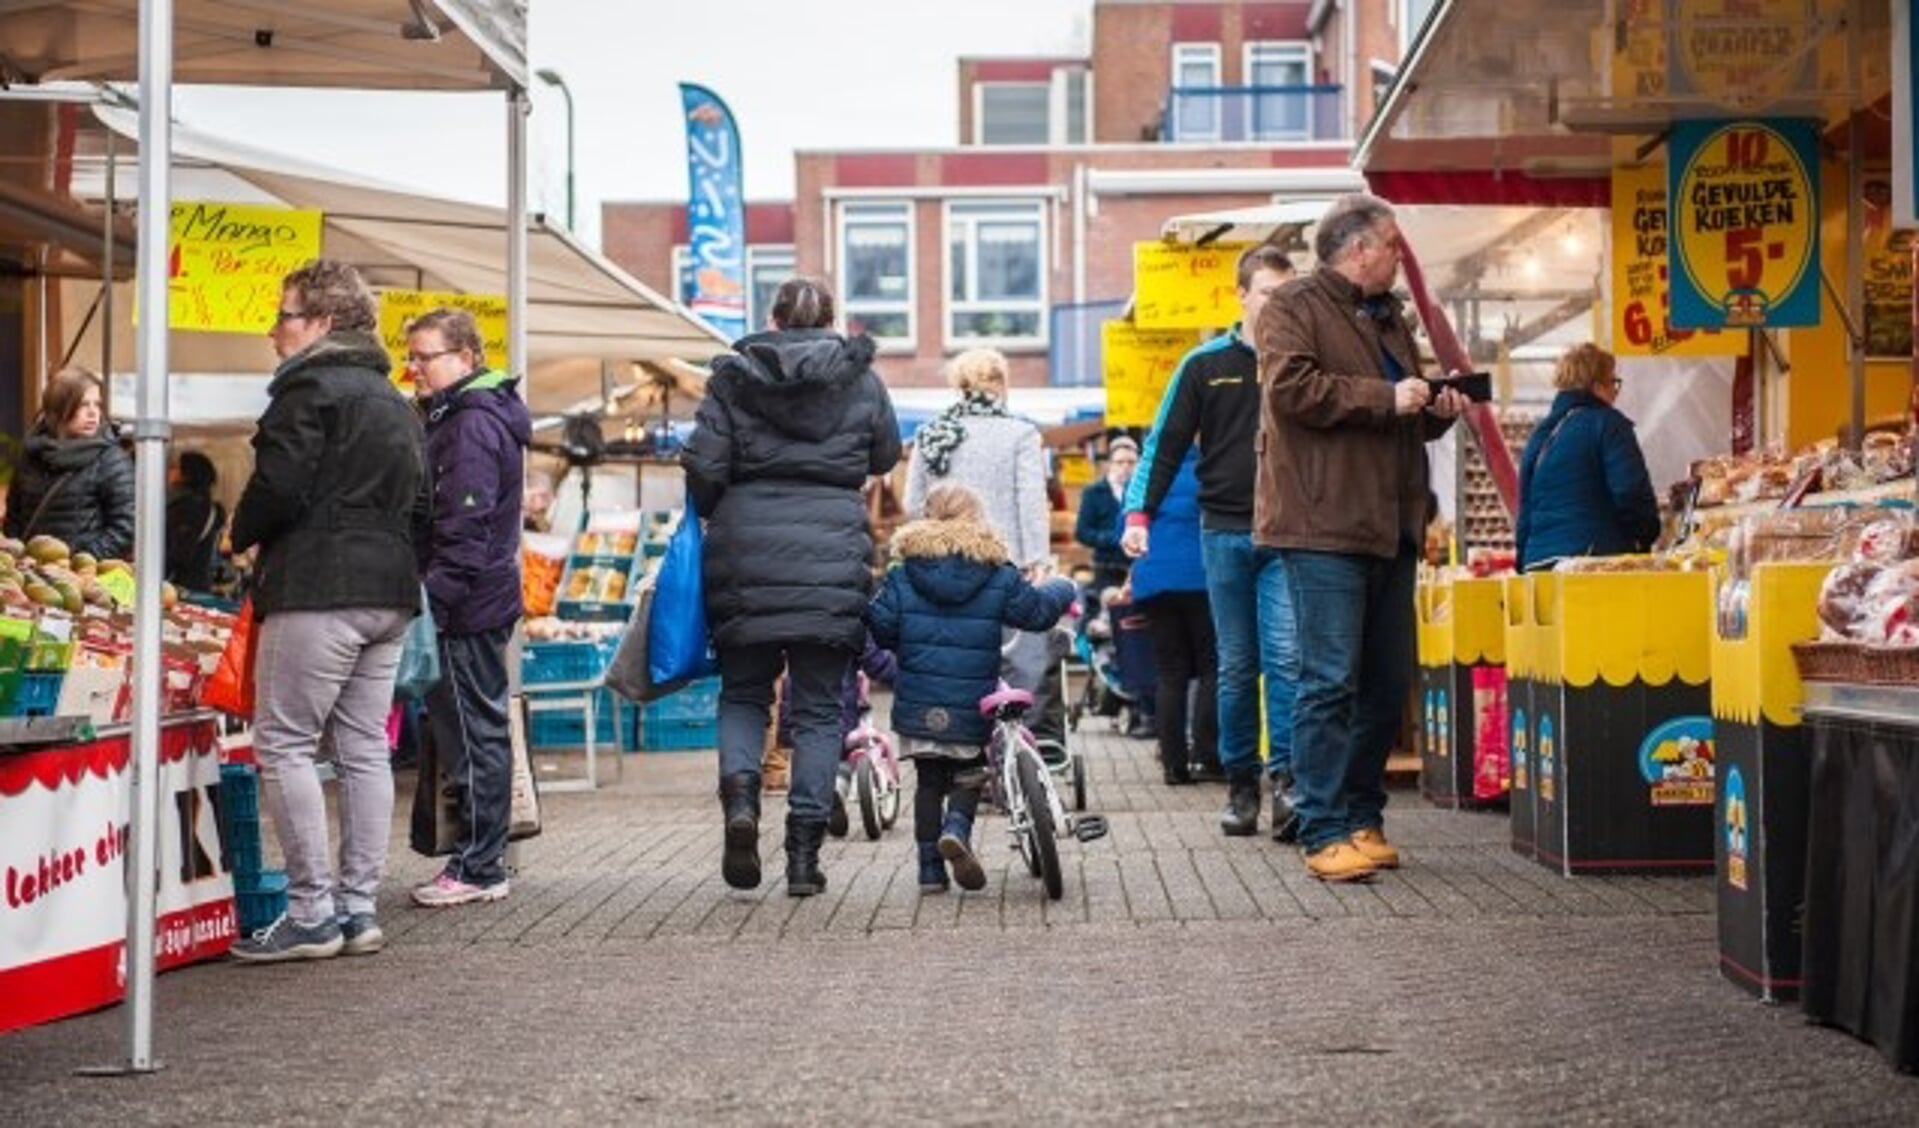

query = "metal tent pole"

[508,87,529,395]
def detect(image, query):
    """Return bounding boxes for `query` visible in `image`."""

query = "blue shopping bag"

[647,495,719,685]
[394,586,443,701]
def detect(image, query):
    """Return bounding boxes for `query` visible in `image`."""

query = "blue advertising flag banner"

[679,83,748,342]
[1667,118,1822,330]
[1896,0,1917,230]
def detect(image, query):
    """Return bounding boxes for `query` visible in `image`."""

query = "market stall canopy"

[60,107,729,418]
[1356,0,1892,205]
[0,0,524,90]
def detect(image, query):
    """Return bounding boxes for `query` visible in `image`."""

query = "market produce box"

[636,676,720,752]
[1416,577,1508,810]
[1503,574,1539,859]
[1530,569,1715,876]
[557,521,643,622]
[1712,562,1832,1003]
[55,653,128,727]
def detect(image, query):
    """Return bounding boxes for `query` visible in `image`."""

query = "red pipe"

[1397,237,1520,517]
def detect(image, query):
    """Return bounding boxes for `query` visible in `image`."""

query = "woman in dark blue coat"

[682,277,901,898]
[1128,450,1220,785]
[1516,344,1662,571]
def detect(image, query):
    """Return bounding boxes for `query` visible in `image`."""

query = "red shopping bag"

[203,598,258,719]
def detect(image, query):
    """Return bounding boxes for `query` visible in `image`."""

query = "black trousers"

[717,641,852,824]
[913,756,987,844]
[1140,590,1219,770]
[426,625,515,887]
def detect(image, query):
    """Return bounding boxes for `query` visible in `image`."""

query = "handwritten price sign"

[1131,242,1246,330]
[1668,118,1820,329]
[1610,163,1735,356]
[1103,321,1201,426]
[164,202,322,334]
[378,289,509,393]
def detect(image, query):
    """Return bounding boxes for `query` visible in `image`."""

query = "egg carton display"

[556,511,645,622]
[1456,410,1535,557]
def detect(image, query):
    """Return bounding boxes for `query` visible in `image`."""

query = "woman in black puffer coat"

[681,276,901,897]
[5,367,134,561]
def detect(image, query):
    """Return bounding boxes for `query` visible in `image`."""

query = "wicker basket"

[1791,639,1869,683]
[1863,645,1919,687]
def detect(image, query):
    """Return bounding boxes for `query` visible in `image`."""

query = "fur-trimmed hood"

[890,516,1011,608]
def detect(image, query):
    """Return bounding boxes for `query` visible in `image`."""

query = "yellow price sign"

[1669,118,1820,329]
[1610,163,1735,356]
[378,289,509,393]
[1132,242,1246,329]
[160,201,323,334]
[1103,322,1201,427]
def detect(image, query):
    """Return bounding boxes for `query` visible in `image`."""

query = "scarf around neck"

[916,388,1008,477]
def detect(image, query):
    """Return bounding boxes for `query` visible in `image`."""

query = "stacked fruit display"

[0,535,176,616]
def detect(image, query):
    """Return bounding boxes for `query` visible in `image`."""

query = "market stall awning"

[1356,0,1890,205]
[0,0,524,90]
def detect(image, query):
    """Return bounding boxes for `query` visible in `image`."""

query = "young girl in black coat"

[868,484,1077,893]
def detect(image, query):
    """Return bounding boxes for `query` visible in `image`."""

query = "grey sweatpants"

[254,606,411,927]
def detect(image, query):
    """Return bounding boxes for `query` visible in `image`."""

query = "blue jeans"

[718,641,853,824]
[1200,530,1297,783]
[1281,547,1418,851]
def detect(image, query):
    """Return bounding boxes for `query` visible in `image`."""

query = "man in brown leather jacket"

[1253,194,1468,882]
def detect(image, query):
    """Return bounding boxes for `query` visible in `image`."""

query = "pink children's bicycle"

[842,702,902,840]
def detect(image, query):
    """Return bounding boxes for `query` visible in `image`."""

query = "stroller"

[1065,591,1153,737]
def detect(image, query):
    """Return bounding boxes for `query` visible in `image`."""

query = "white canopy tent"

[0,0,531,1074]
[62,105,728,421]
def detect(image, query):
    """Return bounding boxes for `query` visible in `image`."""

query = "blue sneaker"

[917,841,949,893]
[938,813,987,892]
[339,912,385,956]
[230,913,343,963]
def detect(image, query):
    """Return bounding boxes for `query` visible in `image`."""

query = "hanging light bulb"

[1521,253,1543,281]
[1560,226,1583,257]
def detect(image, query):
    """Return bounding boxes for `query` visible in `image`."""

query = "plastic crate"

[218,764,264,879]
[234,869,288,935]
[527,688,623,748]
[2,670,64,717]
[555,555,637,622]
[521,637,620,686]
[637,676,720,751]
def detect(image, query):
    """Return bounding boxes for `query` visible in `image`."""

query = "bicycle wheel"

[856,758,883,840]
[878,768,901,828]
[1072,754,1087,812]
[1016,750,1063,901]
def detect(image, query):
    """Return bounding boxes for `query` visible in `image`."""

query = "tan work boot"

[1302,840,1379,883]
[1350,827,1400,869]
[763,744,791,793]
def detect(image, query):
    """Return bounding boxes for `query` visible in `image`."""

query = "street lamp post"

[536,67,575,230]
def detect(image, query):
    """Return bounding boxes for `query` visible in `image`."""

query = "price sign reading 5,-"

[1668,118,1820,330]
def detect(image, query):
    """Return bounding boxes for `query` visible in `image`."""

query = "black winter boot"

[718,773,761,890]
[1219,772,1261,837]
[785,820,828,897]
[1269,777,1300,845]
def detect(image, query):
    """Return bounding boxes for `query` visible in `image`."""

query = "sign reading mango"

[1132,242,1248,329]
[1668,118,1821,329]
[1611,163,1735,356]
[162,202,322,334]
[1103,322,1200,427]
[378,290,509,394]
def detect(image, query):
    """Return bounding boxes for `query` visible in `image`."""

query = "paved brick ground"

[5,722,1917,1124]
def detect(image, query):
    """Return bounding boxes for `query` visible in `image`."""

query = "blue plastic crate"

[521,637,620,686]
[218,764,265,879]
[234,869,288,935]
[527,688,623,748]
[638,714,718,752]
[640,676,721,724]
[637,677,719,751]
[3,670,64,717]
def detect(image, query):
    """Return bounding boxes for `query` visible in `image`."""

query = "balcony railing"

[1160,84,1345,143]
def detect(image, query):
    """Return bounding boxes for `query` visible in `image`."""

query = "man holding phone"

[1253,194,1467,883]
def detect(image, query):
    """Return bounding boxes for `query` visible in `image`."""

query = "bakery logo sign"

[1668,118,1820,330]
[1639,716,1717,807]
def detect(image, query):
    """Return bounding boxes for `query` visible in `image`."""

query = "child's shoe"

[917,841,949,893]
[937,812,987,892]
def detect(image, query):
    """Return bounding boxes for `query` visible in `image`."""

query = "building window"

[746,246,794,331]
[838,202,914,347]
[977,82,1051,144]
[670,245,695,306]
[1245,41,1312,140]
[1398,0,1440,54]
[1058,66,1090,144]
[1170,43,1221,141]
[945,200,1046,348]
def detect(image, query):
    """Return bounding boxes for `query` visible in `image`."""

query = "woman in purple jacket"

[406,308,532,909]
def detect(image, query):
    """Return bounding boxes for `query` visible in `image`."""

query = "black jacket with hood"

[5,426,136,560]
[681,328,902,652]
[231,330,429,619]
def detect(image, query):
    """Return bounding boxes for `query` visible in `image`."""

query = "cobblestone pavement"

[5,724,1918,1125]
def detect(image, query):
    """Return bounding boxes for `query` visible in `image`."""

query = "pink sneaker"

[410,872,510,908]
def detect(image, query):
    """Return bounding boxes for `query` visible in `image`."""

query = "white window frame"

[669,244,694,306]
[744,245,795,332]
[835,201,916,352]
[942,198,1049,352]
[1398,0,1440,56]
[1050,65,1092,145]
[1243,40,1313,141]
[972,80,1052,145]
[1169,42,1222,142]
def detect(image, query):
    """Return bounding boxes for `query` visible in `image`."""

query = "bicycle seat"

[979,683,1034,718]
